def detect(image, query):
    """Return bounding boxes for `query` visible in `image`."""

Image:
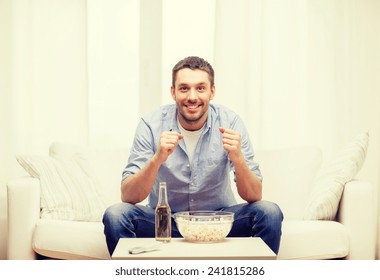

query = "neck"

[177,114,207,131]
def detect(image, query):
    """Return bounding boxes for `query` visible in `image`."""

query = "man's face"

[171,68,215,131]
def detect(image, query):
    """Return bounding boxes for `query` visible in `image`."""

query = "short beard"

[178,110,206,130]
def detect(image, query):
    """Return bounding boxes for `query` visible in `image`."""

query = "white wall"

[87,0,140,149]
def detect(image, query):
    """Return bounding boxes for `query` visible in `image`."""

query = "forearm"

[121,155,161,204]
[233,158,262,203]
[121,131,183,204]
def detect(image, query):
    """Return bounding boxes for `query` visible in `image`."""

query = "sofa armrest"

[337,179,377,259]
[7,176,41,260]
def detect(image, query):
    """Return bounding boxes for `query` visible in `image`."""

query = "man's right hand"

[155,131,183,164]
[121,131,183,204]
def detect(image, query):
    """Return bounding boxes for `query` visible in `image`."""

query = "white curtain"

[1,0,379,258]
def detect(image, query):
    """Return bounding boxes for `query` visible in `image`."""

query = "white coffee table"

[112,237,276,260]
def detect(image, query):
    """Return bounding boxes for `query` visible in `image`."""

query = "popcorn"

[175,216,233,243]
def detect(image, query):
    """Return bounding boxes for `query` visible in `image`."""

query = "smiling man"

[102,56,283,256]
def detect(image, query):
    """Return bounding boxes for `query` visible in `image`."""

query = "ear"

[171,86,176,101]
[210,85,216,100]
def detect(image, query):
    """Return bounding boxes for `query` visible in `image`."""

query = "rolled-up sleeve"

[122,119,155,182]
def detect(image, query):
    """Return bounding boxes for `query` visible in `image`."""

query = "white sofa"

[0,185,8,259]
[7,139,377,260]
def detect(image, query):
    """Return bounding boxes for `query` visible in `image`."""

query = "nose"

[188,88,197,101]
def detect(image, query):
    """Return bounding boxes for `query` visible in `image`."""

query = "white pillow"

[49,141,129,206]
[16,154,106,222]
[254,147,322,220]
[303,131,369,220]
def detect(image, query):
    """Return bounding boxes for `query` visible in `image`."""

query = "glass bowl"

[174,211,234,243]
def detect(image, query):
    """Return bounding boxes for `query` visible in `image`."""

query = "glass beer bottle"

[155,182,171,242]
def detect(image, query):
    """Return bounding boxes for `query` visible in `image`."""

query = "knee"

[250,200,284,223]
[263,201,283,220]
[102,202,134,227]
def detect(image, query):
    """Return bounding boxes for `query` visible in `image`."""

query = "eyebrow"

[177,82,207,87]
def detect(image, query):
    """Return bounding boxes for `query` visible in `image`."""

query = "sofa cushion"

[16,154,106,222]
[278,220,349,259]
[32,219,348,260]
[49,142,129,207]
[253,147,322,219]
[303,131,369,220]
[33,219,110,259]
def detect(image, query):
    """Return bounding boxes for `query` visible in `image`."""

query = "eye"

[197,86,206,92]
[179,86,189,92]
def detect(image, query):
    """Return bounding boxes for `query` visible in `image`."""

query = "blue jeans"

[103,200,283,256]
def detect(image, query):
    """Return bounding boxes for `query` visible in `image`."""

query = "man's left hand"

[219,127,244,162]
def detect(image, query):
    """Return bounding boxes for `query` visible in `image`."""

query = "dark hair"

[172,56,214,87]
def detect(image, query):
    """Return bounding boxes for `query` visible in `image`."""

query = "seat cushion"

[33,219,349,260]
[278,220,349,259]
[33,219,110,260]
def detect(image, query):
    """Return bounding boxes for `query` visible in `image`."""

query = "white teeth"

[187,105,198,109]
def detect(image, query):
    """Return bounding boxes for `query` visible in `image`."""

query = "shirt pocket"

[206,155,226,166]
[201,153,229,182]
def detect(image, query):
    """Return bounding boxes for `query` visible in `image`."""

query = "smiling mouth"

[185,104,201,110]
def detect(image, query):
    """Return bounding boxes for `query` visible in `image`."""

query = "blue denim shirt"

[122,103,262,212]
